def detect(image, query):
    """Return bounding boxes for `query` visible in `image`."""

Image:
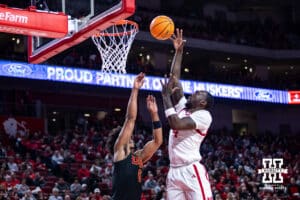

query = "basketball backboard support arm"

[28,0,135,64]
[61,0,95,22]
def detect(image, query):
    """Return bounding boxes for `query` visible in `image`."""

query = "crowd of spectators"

[132,7,300,50]
[0,111,299,199]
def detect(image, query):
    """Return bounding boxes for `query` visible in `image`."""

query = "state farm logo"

[0,11,28,24]
[2,63,32,76]
[254,90,273,100]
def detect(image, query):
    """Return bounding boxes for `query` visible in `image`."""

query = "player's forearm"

[125,88,139,120]
[166,115,182,130]
[152,128,163,146]
[163,96,184,130]
[150,111,159,122]
[162,94,173,110]
[139,118,162,163]
[170,49,183,79]
[162,95,180,129]
[150,111,162,143]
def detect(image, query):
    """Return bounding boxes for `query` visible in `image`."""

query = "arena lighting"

[84,113,91,117]
[184,68,189,73]
[35,0,49,11]
[0,60,290,104]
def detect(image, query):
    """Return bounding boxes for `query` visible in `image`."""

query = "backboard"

[27,0,135,64]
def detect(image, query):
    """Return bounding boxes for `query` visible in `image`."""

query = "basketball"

[150,15,175,40]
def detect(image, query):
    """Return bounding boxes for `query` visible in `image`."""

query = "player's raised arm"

[170,28,185,79]
[136,95,163,163]
[169,28,185,104]
[113,73,145,158]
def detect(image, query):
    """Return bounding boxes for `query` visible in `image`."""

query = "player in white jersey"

[160,29,214,200]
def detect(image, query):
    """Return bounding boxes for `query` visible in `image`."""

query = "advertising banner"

[0,5,67,38]
[0,60,289,104]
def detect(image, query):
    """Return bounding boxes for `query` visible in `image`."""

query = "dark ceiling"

[0,0,300,76]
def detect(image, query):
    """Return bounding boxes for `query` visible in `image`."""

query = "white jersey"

[168,97,212,167]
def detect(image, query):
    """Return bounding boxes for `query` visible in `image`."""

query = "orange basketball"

[150,15,175,40]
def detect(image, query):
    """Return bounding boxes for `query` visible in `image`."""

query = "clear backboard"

[27,0,135,64]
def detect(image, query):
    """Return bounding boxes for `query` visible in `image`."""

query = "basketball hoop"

[92,20,138,74]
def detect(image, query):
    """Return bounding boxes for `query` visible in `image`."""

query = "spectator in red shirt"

[77,163,90,182]
[34,157,46,171]
[93,188,103,200]
[0,175,19,190]
[69,139,79,153]
[287,177,300,199]
[14,154,22,165]
[216,176,225,192]
[75,150,85,163]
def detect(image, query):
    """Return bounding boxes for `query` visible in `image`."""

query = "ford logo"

[2,63,32,76]
[254,91,273,100]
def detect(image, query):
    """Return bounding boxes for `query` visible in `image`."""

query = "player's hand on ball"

[146,95,158,114]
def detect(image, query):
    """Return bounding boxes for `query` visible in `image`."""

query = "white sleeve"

[174,96,187,112]
[189,110,212,133]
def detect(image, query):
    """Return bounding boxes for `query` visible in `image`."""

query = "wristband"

[165,107,176,118]
[152,121,162,129]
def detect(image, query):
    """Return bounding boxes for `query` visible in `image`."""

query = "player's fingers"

[176,28,180,37]
[148,95,152,101]
[152,96,156,103]
[180,29,183,38]
[164,74,168,82]
[138,72,144,77]
[165,75,169,86]
[160,79,165,87]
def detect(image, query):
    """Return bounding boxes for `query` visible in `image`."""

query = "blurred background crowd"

[0,115,299,199]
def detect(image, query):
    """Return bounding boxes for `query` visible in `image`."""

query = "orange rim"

[93,20,138,37]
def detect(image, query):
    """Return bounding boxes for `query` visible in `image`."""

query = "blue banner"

[0,60,288,104]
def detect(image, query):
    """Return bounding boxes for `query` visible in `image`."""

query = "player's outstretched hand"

[146,95,158,114]
[133,72,145,89]
[170,28,185,51]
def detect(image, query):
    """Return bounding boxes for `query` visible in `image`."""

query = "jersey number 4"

[173,130,178,138]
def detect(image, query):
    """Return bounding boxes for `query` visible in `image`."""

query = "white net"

[92,20,138,74]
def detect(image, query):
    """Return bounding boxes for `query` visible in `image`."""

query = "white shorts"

[166,162,213,200]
